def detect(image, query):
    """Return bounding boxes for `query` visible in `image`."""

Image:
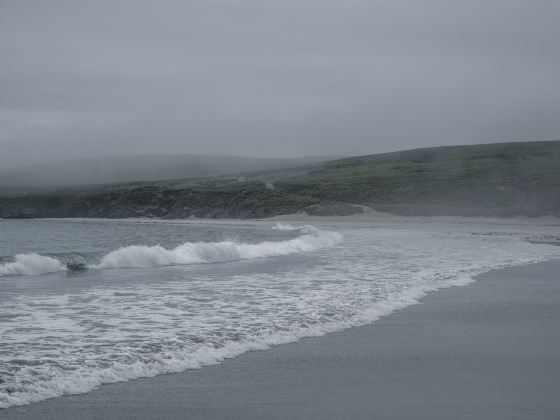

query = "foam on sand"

[2,223,560,409]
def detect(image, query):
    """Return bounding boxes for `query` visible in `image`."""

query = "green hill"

[263,140,560,217]
[1,141,559,219]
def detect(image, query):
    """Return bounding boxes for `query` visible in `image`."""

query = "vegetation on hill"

[262,140,560,217]
[1,141,559,219]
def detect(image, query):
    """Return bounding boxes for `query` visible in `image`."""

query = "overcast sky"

[1,0,559,168]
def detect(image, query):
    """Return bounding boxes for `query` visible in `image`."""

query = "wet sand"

[4,260,560,420]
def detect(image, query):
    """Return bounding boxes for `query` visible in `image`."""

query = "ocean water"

[1,218,559,409]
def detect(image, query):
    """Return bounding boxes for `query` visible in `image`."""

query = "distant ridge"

[1,140,559,218]
[0,154,334,186]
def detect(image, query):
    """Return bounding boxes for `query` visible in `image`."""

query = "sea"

[1,217,559,408]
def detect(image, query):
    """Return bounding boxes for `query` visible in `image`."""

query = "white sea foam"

[94,226,341,269]
[1,224,559,409]
[0,253,66,276]
[272,222,299,230]
[0,226,341,276]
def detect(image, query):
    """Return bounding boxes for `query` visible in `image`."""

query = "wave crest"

[94,227,341,269]
[0,253,66,276]
[0,226,342,276]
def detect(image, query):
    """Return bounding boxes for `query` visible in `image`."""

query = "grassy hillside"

[260,140,560,217]
[1,141,559,218]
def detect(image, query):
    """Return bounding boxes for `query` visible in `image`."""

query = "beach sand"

[4,260,560,420]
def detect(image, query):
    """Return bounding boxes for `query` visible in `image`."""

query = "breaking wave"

[1,223,560,409]
[0,254,66,276]
[0,225,342,277]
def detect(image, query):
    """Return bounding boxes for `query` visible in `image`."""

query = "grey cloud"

[1,0,559,168]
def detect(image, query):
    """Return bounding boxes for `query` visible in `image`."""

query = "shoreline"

[3,214,560,249]
[4,258,560,419]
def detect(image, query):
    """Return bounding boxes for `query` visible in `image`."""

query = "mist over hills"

[0,155,333,186]
[1,140,559,219]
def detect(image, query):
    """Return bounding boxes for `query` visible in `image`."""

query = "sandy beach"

[3,259,559,420]
[2,0,560,417]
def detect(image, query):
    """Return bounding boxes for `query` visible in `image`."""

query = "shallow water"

[1,218,559,408]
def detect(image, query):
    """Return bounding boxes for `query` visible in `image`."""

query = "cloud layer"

[1,0,559,167]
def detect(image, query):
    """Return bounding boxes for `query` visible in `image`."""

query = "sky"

[1,0,559,168]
